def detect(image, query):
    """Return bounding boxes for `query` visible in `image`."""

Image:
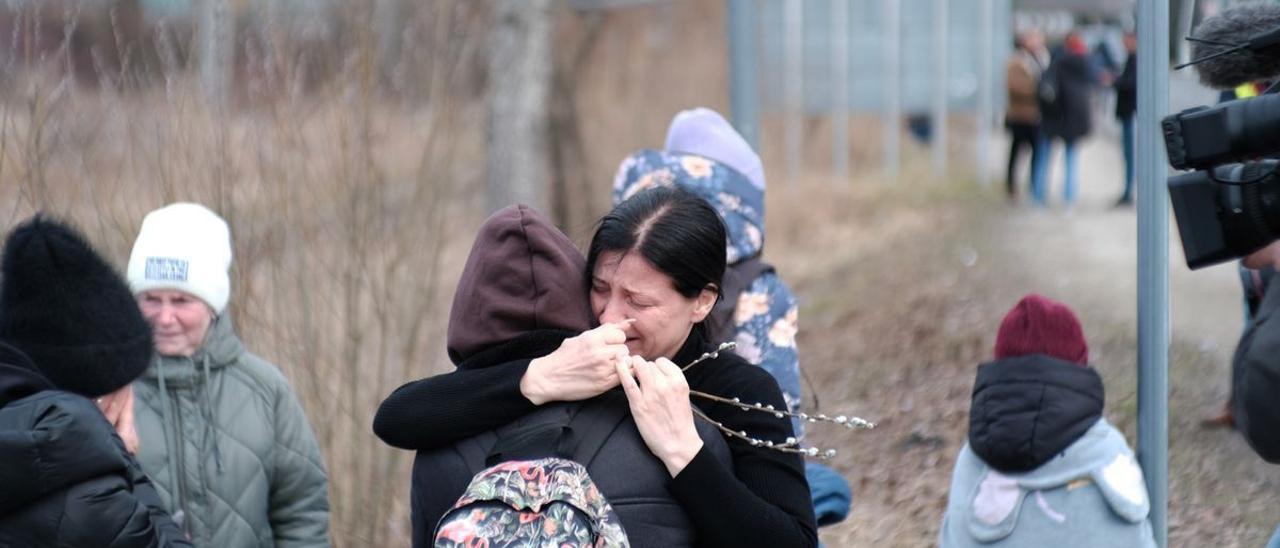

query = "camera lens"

[1216,162,1280,258]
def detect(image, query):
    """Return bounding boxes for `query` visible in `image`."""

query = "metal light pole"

[1137,0,1170,545]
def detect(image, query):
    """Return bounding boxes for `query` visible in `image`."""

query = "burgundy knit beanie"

[994,293,1089,365]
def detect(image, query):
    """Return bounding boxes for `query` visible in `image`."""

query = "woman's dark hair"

[585,185,726,306]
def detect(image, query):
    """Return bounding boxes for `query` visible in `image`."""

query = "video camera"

[1163,95,1280,269]
[1162,6,1280,269]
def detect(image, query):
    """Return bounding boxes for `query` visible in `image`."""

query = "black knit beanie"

[0,216,153,397]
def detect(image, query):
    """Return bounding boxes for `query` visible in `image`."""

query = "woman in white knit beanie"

[127,202,332,548]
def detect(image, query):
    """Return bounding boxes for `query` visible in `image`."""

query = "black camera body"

[1163,95,1280,269]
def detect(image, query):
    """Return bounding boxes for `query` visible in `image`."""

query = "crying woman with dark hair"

[376,186,817,547]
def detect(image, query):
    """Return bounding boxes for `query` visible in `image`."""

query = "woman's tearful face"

[590,250,714,361]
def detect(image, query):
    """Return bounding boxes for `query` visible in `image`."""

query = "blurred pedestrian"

[1036,32,1097,209]
[1113,31,1138,207]
[939,294,1156,548]
[128,202,331,547]
[1005,30,1050,201]
[0,216,191,547]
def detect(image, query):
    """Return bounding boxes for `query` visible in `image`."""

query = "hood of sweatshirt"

[447,205,593,365]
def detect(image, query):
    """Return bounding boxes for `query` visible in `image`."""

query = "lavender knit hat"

[663,107,766,190]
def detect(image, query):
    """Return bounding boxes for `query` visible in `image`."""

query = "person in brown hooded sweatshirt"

[376,193,816,547]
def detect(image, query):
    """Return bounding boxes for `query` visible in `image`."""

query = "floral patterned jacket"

[613,149,805,437]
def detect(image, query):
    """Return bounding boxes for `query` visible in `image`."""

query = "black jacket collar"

[672,327,713,367]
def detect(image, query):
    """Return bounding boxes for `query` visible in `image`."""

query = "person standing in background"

[1113,31,1138,207]
[0,217,191,547]
[1035,32,1096,210]
[128,203,331,547]
[1005,29,1050,202]
[939,294,1155,548]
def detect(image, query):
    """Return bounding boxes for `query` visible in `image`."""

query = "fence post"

[832,0,850,180]
[727,0,761,150]
[931,0,949,175]
[881,0,900,181]
[784,0,803,183]
[977,0,995,185]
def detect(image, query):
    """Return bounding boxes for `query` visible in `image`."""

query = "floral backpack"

[434,458,629,547]
[433,400,632,548]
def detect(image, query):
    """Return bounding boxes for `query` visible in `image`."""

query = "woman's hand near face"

[521,320,634,405]
[96,384,140,454]
[617,355,704,477]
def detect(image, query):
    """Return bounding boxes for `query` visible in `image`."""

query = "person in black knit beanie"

[0,215,190,547]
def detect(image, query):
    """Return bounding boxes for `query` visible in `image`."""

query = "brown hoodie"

[446,205,593,364]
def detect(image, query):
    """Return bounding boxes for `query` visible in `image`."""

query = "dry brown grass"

[0,2,495,545]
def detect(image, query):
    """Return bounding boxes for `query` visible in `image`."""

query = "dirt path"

[766,110,1279,546]
[989,128,1280,547]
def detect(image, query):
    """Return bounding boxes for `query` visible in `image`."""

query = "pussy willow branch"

[681,342,737,371]
[690,406,836,458]
[679,339,874,459]
[690,390,875,430]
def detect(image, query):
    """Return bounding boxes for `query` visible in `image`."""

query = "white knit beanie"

[127,203,233,314]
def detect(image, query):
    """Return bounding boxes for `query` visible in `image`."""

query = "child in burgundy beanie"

[994,293,1089,365]
[939,293,1155,548]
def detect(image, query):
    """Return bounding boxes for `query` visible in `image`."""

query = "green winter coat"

[133,314,331,547]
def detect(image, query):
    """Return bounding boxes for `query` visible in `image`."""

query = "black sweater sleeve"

[376,336,818,546]
[669,364,818,547]
[373,360,537,450]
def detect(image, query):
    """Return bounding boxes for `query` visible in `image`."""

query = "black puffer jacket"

[0,344,190,548]
[968,354,1105,473]
[1039,52,1096,141]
